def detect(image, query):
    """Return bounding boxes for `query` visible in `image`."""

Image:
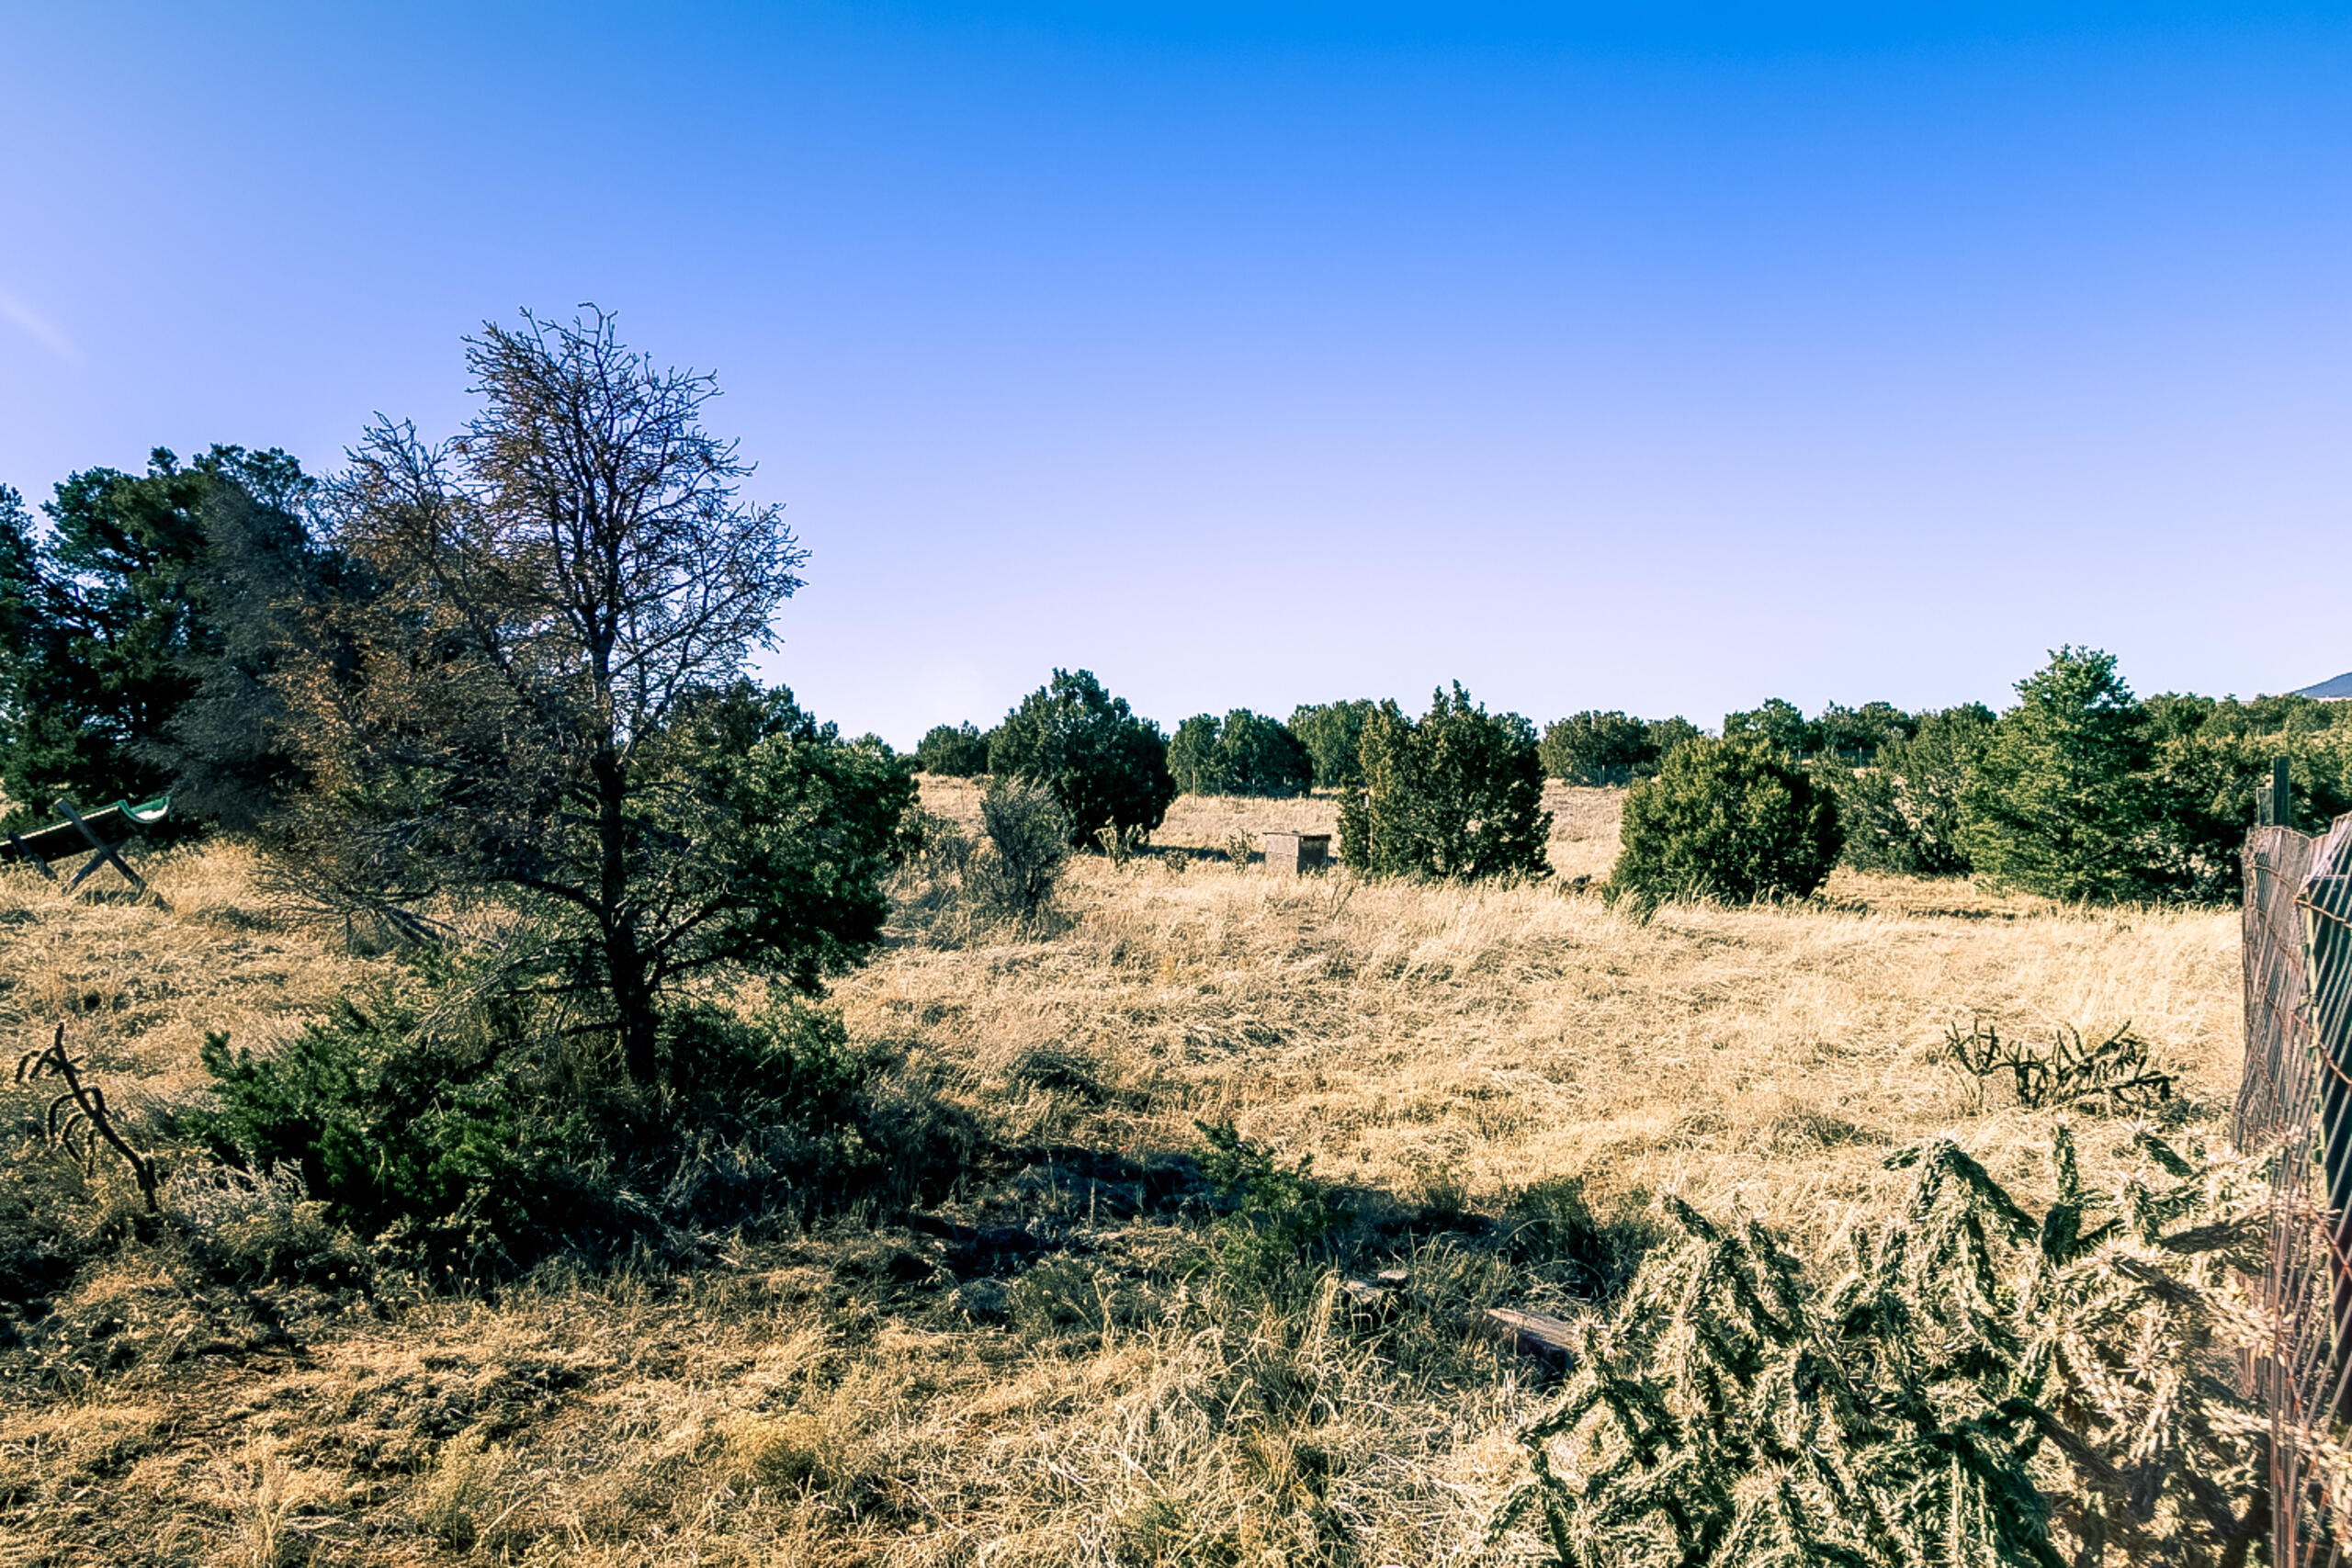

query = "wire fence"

[2234,810,2352,1568]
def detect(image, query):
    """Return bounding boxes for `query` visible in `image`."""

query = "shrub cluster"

[1723,697,1915,762]
[1949,647,2352,902]
[186,955,886,1269]
[1536,711,1702,784]
[1338,683,1551,881]
[1607,737,1841,908]
[1168,708,1315,797]
[1687,654,2352,903]
[913,721,989,775]
[1830,704,1993,875]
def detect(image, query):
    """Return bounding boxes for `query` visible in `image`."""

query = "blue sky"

[2,3,2345,743]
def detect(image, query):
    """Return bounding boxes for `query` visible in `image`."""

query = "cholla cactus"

[1491,1129,2273,1567]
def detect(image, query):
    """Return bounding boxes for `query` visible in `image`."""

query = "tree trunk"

[594,745,657,1086]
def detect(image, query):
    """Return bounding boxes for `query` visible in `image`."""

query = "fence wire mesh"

[2235,813,2352,1568]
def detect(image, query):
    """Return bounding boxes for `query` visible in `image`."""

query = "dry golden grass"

[0,789,2245,1565]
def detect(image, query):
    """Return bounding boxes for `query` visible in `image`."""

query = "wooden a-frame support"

[14,798,153,899]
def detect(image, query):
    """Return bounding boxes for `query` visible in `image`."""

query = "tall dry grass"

[0,786,2245,1565]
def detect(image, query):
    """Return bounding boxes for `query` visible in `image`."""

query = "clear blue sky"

[3,3,2345,743]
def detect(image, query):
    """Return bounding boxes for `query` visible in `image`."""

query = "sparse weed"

[408,1427,514,1549]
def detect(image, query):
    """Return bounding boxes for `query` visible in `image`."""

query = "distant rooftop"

[2296,671,2352,699]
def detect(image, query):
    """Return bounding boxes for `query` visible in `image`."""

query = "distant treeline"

[4,443,2342,912]
[916,657,2352,905]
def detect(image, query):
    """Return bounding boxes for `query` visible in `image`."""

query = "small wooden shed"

[1261,830,1331,874]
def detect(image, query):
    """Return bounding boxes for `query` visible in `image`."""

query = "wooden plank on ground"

[1483,1306,1577,1368]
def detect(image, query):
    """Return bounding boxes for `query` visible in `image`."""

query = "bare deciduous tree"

[284,310,893,1087]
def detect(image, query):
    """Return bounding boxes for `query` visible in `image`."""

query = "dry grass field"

[0,783,2244,1566]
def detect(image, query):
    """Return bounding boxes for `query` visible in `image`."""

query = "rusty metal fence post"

[2235,809,2352,1567]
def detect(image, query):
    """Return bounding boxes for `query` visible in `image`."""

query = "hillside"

[0,785,2243,1565]
[2295,671,2352,699]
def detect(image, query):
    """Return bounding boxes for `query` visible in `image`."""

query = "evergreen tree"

[1835,704,1993,875]
[1813,699,1914,761]
[1286,699,1376,790]
[1168,709,1314,797]
[1643,715,1702,766]
[989,669,1175,846]
[1538,710,1654,784]
[914,721,989,775]
[282,311,849,1089]
[0,447,313,825]
[1960,649,2156,901]
[1723,696,1815,756]
[1337,683,1551,880]
[1610,736,1841,907]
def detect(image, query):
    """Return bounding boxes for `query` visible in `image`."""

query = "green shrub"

[1193,1121,1351,1303]
[989,669,1174,846]
[187,967,587,1256]
[1959,648,2159,901]
[1286,700,1376,790]
[1168,709,1315,797]
[1609,736,1841,908]
[1641,716,1702,766]
[913,722,989,776]
[1337,683,1552,881]
[1833,703,1992,874]
[1537,712,1713,785]
[186,956,877,1264]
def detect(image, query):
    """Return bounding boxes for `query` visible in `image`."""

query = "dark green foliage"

[1642,715,1702,765]
[155,454,354,829]
[2139,728,2352,900]
[989,669,1175,846]
[977,775,1072,916]
[2167,690,2352,739]
[1959,649,2158,901]
[1193,1120,1351,1302]
[1813,700,1915,761]
[1538,711,1651,785]
[1609,737,1841,908]
[645,682,921,996]
[1167,708,1315,797]
[1491,1131,2268,1568]
[653,997,874,1138]
[1337,684,1552,881]
[1722,696,1814,756]
[1286,699,1376,790]
[0,446,313,827]
[1834,704,1994,875]
[1538,712,1702,784]
[914,722,989,776]
[1956,655,2352,902]
[1939,1018,2175,1112]
[187,964,587,1252]
[187,956,878,1259]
